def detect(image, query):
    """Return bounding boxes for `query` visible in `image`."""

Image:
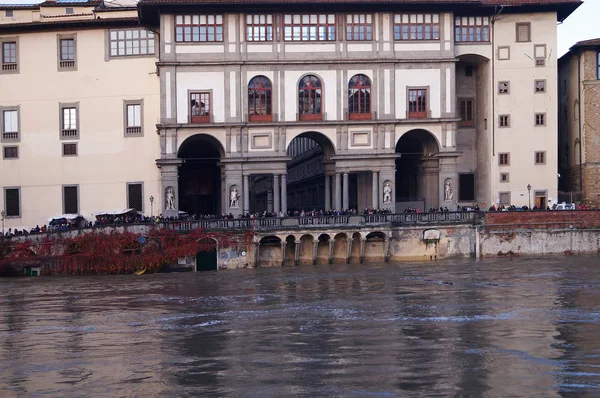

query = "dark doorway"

[178,135,223,216]
[196,249,217,271]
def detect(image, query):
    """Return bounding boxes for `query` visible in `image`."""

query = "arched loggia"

[178,134,224,216]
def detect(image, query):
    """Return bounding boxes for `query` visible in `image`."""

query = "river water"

[1,256,600,397]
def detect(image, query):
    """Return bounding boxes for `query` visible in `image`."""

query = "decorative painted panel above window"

[455,16,490,43]
[248,76,272,122]
[175,15,224,42]
[246,15,273,42]
[346,14,373,41]
[348,74,371,120]
[394,13,439,41]
[284,14,336,41]
[109,29,155,57]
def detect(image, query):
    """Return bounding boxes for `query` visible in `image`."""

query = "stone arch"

[195,237,219,271]
[258,235,282,267]
[286,131,336,158]
[332,232,348,264]
[364,231,386,263]
[178,133,226,158]
[298,234,314,265]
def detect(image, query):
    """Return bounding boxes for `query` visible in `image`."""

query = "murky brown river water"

[2,256,600,397]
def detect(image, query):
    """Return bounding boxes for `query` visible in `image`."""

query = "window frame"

[394,13,440,41]
[407,87,429,119]
[108,28,156,58]
[62,184,80,215]
[515,22,531,43]
[1,37,19,74]
[534,79,546,93]
[245,14,274,42]
[175,14,224,43]
[498,81,510,94]
[535,151,546,165]
[1,106,20,143]
[535,113,546,127]
[189,91,212,123]
[3,145,18,160]
[346,14,374,41]
[57,34,77,71]
[59,102,79,139]
[298,74,324,121]
[4,186,21,218]
[454,16,490,43]
[124,100,144,136]
[283,14,336,42]
[499,115,510,128]
[62,142,78,157]
[348,74,372,120]
[5,10,14,17]
[498,152,510,166]
[127,182,144,213]
[458,98,475,127]
[248,76,273,122]
[498,191,511,206]
[500,172,510,183]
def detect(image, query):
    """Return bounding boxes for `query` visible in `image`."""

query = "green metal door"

[196,249,217,271]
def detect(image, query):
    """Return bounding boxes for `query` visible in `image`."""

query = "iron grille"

[63,143,77,156]
[3,146,17,159]
[5,188,19,217]
[63,186,78,214]
[128,183,143,212]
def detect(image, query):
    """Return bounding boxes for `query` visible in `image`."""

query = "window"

[347,14,373,41]
[190,92,211,123]
[4,187,20,217]
[248,76,272,122]
[459,173,475,201]
[6,10,13,17]
[127,183,143,212]
[298,75,323,120]
[498,46,510,60]
[458,98,474,126]
[58,36,76,70]
[109,29,155,57]
[500,173,509,183]
[3,146,18,159]
[499,115,510,128]
[394,13,439,41]
[1,108,19,141]
[535,151,546,165]
[65,7,74,15]
[63,185,79,215]
[498,81,509,94]
[246,15,273,42]
[455,16,490,42]
[1,40,18,72]
[534,44,546,67]
[62,143,77,156]
[535,113,546,126]
[60,105,78,138]
[499,153,510,166]
[283,14,336,41]
[516,23,531,42]
[499,192,511,206]
[175,15,223,42]
[125,102,143,135]
[535,80,546,93]
[408,88,427,119]
[348,74,371,120]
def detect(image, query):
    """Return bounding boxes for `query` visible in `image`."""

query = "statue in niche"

[165,186,176,210]
[444,179,454,201]
[230,186,240,209]
[383,182,393,204]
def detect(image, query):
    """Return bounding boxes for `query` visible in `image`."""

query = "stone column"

[359,238,366,264]
[324,175,331,211]
[328,239,335,264]
[280,240,287,267]
[273,174,280,214]
[335,173,342,210]
[346,238,353,264]
[281,174,288,215]
[294,241,301,266]
[267,178,273,212]
[243,175,250,214]
[342,173,349,210]
[312,240,319,265]
[372,171,379,209]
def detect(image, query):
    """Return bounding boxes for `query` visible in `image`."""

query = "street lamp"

[149,196,154,217]
[1,210,5,236]
[527,184,532,209]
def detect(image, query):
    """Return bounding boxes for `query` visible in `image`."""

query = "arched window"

[248,76,272,122]
[298,75,322,121]
[348,74,371,120]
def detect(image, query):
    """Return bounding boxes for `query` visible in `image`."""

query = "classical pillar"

[335,173,342,210]
[243,175,250,214]
[280,240,287,267]
[324,175,331,211]
[273,174,280,214]
[328,239,335,264]
[359,238,366,264]
[372,171,379,209]
[312,240,319,265]
[342,173,349,210]
[267,179,273,212]
[294,241,301,266]
[281,174,288,215]
[346,238,353,264]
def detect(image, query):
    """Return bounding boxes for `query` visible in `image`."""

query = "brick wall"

[582,50,600,206]
[484,210,600,230]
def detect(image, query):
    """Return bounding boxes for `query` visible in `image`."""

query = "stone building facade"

[558,38,600,206]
